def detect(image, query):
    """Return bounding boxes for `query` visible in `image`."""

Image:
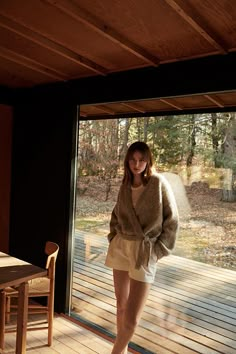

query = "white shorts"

[105,234,157,283]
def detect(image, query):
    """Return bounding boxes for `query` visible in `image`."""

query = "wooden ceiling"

[0,0,236,116]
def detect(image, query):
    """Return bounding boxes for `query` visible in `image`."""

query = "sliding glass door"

[69,113,236,353]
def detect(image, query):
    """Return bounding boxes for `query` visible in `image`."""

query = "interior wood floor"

[71,230,236,354]
[3,314,130,354]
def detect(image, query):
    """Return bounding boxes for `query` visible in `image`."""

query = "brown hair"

[122,141,154,185]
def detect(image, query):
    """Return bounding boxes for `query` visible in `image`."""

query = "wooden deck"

[72,230,236,354]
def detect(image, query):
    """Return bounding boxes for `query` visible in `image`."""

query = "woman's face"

[128,151,147,176]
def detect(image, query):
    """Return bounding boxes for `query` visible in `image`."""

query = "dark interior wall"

[0,104,13,253]
[9,101,77,313]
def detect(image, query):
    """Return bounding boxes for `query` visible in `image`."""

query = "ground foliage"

[76,177,236,271]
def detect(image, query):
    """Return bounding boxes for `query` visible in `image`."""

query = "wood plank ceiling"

[0,0,236,116]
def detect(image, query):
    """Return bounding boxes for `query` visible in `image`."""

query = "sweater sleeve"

[107,187,121,243]
[107,204,118,243]
[154,177,179,260]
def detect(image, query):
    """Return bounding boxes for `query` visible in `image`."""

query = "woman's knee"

[116,298,127,313]
[124,313,139,331]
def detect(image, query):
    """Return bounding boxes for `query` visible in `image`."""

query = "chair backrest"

[44,242,59,281]
[45,242,59,269]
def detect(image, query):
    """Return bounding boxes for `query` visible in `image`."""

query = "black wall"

[9,102,77,313]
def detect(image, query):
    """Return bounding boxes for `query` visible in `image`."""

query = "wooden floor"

[71,230,236,354]
[3,314,122,354]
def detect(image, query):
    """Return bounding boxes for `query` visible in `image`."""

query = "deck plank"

[74,272,236,338]
[71,231,236,354]
[73,280,236,354]
[73,256,236,323]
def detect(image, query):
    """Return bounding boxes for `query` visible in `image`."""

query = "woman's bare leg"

[111,275,151,354]
[113,270,130,354]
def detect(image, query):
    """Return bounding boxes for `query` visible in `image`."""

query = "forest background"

[76,112,236,271]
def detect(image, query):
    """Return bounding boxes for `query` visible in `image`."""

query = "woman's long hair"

[122,141,154,185]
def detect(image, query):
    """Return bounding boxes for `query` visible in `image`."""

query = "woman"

[105,141,179,354]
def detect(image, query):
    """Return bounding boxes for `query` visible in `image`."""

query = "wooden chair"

[4,241,59,346]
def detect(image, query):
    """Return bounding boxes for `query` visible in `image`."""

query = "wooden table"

[0,252,47,354]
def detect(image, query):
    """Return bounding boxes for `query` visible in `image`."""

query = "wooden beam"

[0,46,68,80]
[159,98,183,110]
[204,94,225,108]
[121,102,146,113]
[0,13,107,75]
[79,111,87,117]
[93,105,116,115]
[164,0,227,54]
[44,0,160,66]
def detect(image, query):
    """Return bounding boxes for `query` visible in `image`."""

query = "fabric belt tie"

[118,233,157,269]
[135,235,152,269]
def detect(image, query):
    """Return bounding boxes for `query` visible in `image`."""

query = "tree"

[78,119,120,199]
[77,112,236,201]
[148,115,192,166]
[118,118,131,165]
[186,115,196,167]
[221,113,236,202]
[143,117,149,142]
[211,112,219,167]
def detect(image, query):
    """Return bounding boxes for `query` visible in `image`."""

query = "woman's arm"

[154,178,179,260]
[107,204,119,242]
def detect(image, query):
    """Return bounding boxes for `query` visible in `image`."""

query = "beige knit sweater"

[107,173,179,269]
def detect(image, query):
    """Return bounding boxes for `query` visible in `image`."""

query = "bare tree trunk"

[136,118,141,140]
[222,113,236,202]
[186,115,196,167]
[119,118,131,162]
[222,169,236,202]
[144,117,149,142]
[211,113,220,167]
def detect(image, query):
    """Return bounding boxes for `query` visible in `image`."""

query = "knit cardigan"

[108,173,179,269]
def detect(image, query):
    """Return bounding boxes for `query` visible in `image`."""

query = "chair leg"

[0,291,6,350]
[47,294,54,346]
[6,296,11,323]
